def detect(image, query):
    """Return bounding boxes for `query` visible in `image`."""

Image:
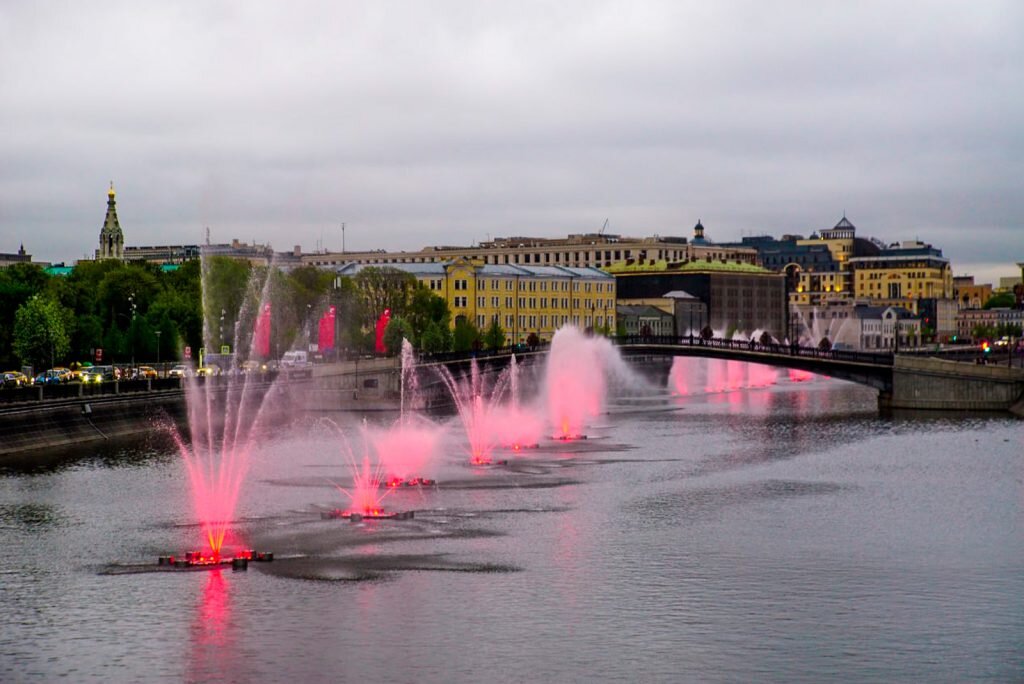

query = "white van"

[280,350,314,377]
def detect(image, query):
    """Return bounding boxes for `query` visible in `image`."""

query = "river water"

[0,374,1021,683]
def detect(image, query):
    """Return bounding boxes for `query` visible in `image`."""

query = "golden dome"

[107,181,115,197]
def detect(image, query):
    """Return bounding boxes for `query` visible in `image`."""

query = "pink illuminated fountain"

[544,326,614,439]
[436,356,512,464]
[367,339,441,485]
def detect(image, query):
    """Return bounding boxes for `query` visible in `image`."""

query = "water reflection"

[187,569,237,683]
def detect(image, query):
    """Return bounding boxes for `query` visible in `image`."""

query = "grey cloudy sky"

[2,1,1021,282]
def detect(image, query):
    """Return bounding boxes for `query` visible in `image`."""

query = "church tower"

[97,182,124,260]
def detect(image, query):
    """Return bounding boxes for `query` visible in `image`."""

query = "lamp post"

[129,293,137,370]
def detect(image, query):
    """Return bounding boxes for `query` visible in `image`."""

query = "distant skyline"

[2,1,1021,283]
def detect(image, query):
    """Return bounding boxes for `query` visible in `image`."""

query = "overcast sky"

[1,1,1021,282]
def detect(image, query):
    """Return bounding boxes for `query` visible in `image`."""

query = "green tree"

[452,318,480,352]
[482,318,506,350]
[972,324,997,341]
[419,321,451,354]
[0,264,50,366]
[382,316,413,356]
[406,286,451,343]
[983,292,1016,309]
[13,295,71,370]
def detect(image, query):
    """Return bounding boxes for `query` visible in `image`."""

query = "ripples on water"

[0,379,1022,682]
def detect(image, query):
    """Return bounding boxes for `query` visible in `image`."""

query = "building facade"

[306,223,757,271]
[335,259,615,345]
[848,241,954,314]
[610,261,786,340]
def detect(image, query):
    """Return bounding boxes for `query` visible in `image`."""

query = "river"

[1,375,1021,683]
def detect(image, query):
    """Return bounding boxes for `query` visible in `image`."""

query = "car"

[33,370,64,385]
[280,350,313,377]
[195,365,220,378]
[168,365,192,378]
[136,366,158,379]
[241,360,269,374]
[68,363,93,381]
[82,365,116,383]
[51,367,73,383]
[2,371,29,388]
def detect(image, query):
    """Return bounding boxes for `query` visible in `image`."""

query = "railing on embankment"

[0,376,292,460]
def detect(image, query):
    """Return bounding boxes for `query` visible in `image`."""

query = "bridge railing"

[611,335,895,366]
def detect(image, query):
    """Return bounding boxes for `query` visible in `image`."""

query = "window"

[477,296,485,307]
[492,296,499,307]
[505,296,513,308]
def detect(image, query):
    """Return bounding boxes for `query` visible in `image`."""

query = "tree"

[983,292,1016,309]
[406,286,451,342]
[419,321,451,354]
[13,295,71,370]
[818,337,832,351]
[0,263,51,367]
[382,316,413,356]
[482,318,506,350]
[452,318,480,352]
[700,325,714,341]
[972,324,997,341]
[759,330,774,347]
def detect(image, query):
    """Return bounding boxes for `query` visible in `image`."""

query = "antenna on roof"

[599,218,609,235]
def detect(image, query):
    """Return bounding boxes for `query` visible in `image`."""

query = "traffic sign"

[184,346,192,359]
[220,345,230,354]
[95,348,103,362]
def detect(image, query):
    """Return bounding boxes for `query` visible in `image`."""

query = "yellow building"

[336,259,615,345]
[849,241,953,314]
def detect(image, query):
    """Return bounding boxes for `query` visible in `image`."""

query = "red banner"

[254,303,272,358]
[375,308,391,354]
[318,306,336,351]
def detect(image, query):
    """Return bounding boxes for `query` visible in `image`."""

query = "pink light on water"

[668,357,692,395]
[788,368,815,382]
[746,363,778,388]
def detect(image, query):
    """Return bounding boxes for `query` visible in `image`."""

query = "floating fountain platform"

[554,434,587,441]
[385,477,437,488]
[321,509,416,521]
[156,549,273,572]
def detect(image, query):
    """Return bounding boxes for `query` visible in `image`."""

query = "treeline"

[0,260,501,370]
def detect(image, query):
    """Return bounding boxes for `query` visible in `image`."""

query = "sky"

[1,1,1022,283]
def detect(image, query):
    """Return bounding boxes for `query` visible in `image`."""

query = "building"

[953,275,993,310]
[616,304,675,337]
[0,244,34,269]
[305,222,757,271]
[615,290,708,337]
[334,259,615,345]
[609,260,786,340]
[96,183,125,260]
[124,244,201,264]
[855,305,922,350]
[848,240,953,315]
[957,307,1024,341]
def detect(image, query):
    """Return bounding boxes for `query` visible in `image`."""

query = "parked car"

[168,365,192,379]
[68,363,93,381]
[195,364,221,378]
[33,370,64,385]
[3,371,29,388]
[136,366,158,379]
[241,360,269,374]
[51,367,73,383]
[82,365,116,383]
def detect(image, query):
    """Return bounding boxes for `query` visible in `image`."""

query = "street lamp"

[155,330,162,372]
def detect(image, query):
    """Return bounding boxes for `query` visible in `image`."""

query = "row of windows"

[469,296,614,310]
[477,314,613,330]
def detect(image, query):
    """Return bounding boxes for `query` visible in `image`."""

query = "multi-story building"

[953,275,993,310]
[848,241,953,315]
[307,223,756,271]
[334,259,615,345]
[609,260,786,340]
[957,307,1024,341]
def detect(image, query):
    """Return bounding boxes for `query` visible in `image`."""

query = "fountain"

[162,254,291,567]
[436,354,512,464]
[544,326,616,439]
[487,355,544,451]
[367,339,441,486]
